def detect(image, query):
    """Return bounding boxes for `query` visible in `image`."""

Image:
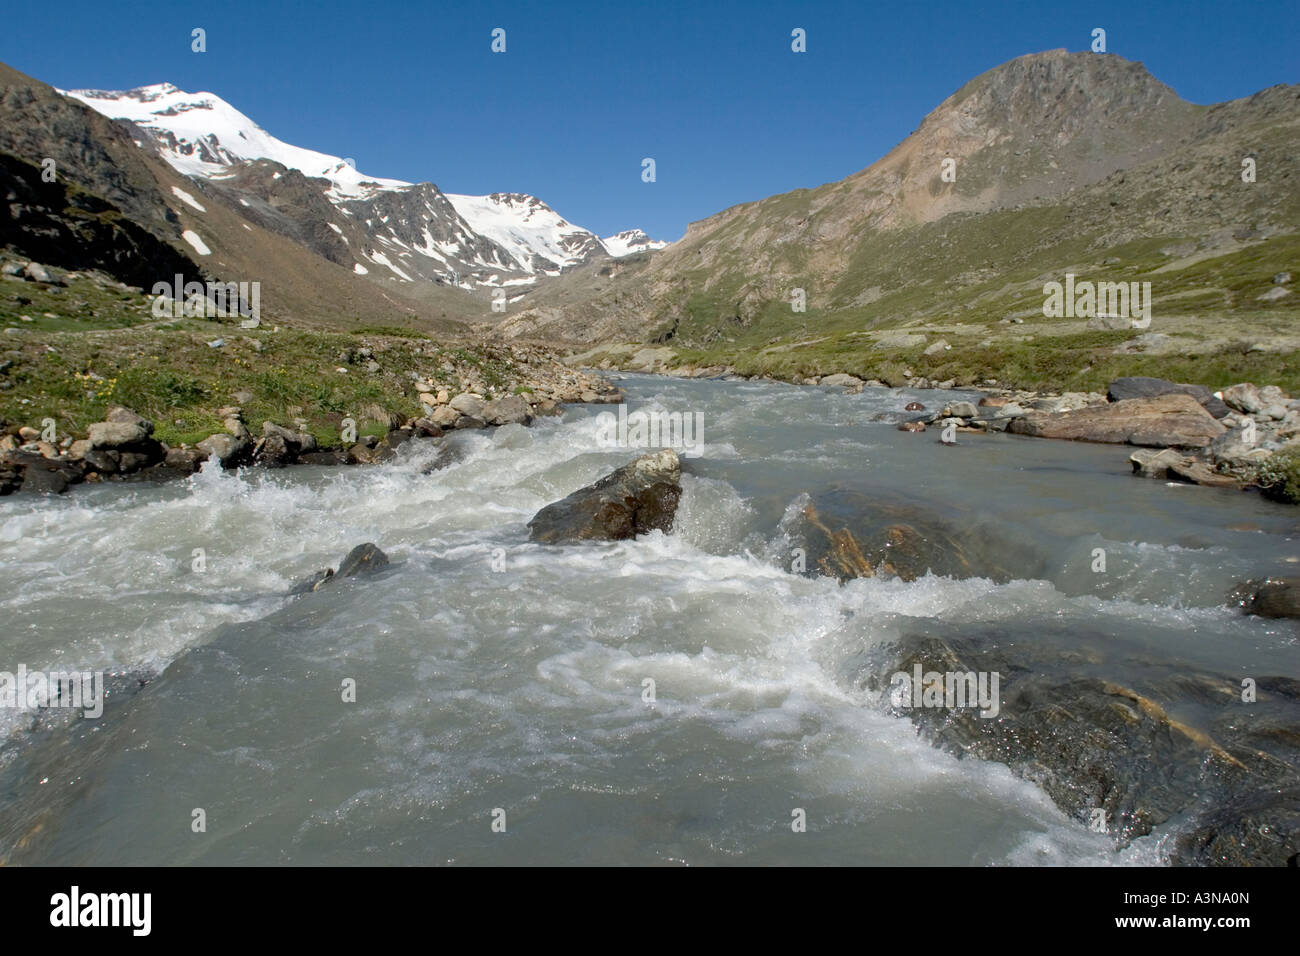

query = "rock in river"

[858,624,1300,865]
[528,449,682,543]
[789,488,1031,583]
[1229,577,1300,619]
[290,543,391,595]
[1008,393,1226,448]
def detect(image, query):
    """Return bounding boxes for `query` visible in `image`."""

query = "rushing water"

[0,374,1296,865]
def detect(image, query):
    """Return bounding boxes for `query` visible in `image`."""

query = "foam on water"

[0,375,1294,864]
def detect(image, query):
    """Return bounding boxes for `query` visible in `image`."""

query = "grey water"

[0,374,1296,864]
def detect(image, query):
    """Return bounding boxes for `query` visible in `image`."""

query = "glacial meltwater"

[1,374,1297,865]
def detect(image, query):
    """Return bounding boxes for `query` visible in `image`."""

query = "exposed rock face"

[859,626,1300,865]
[528,449,682,543]
[1107,376,1230,418]
[1008,393,1226,448]
[1130,447,1243,488]
[290,543,391,595]
[0,150,200,291]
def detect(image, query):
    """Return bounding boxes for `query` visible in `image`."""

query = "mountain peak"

[601,229,668,257]
[942,49,1184,130]
[55,76,666,284]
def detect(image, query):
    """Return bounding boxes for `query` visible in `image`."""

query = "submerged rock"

[860,625,1300,865]
[791,488,1026,583]
[528,449,682,544]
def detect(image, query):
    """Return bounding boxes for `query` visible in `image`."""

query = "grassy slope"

[0,272,525,447]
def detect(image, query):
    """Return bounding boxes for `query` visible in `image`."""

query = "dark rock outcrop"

[528,449,682,543]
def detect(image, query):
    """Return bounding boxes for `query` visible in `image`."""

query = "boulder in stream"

[528,449,682,543]
[1008,393,1226,448]
[1229,577,1300,619]
[290,543,391,595]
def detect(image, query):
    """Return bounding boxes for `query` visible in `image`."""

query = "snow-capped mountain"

[63,83,405,201]
[444,192,605,275]
[601,229,669,257]
[61,83,667,291]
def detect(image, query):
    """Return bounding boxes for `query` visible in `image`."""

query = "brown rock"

[1230,578,1300,618]
[1008,393,1226,448]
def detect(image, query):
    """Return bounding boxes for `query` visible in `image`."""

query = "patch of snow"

[369,251,412,281]
[170,185,206,212]
[181,230,211,255]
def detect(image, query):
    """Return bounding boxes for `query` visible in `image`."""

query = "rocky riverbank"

[0,346,623,495]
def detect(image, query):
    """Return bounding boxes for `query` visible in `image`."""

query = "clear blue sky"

[1,0,1294,241]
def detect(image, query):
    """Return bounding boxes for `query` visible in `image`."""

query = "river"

[1,374,1296,864]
